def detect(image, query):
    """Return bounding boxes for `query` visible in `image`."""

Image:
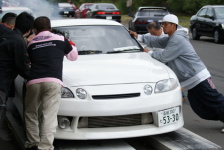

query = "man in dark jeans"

[0,12,34,141]
[133,14,224,133]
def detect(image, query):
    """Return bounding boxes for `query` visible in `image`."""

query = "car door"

[86,5,94,18]
[203,8,216,36]
[195,8,208,34]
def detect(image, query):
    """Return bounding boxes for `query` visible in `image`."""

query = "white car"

[13,19,184,140]
[0,7,35,21]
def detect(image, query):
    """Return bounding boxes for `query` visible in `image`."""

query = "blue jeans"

[187,78,224,123]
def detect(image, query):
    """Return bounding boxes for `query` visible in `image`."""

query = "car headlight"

[76,88,87,99]
[155,78,178,93]
[144,84,153,95]
[61,87,74,98]
[222,24,224,29]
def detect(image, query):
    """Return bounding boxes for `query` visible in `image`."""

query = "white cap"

[162,14,179,25]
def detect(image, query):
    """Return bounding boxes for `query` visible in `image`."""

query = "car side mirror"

[208,15,214,20]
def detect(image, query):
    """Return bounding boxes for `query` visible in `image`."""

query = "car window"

[137,9,168,17]
[206,8,214,18]
[214,7,224,19]
[96,4,116,10]
[84,5,92,9]
[52,25,141,55]
[197,8,207,17]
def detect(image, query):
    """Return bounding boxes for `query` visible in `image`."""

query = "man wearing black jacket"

[0,12,34,141]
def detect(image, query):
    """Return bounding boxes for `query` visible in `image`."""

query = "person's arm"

[14,38,30,79]
[151,36,182,63]
[64,38,78,61]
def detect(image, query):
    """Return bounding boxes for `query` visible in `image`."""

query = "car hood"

[63,52,170,86]
[217,18,224,23]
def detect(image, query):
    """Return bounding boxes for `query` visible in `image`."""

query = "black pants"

[0,91,12,140]
[188,78,224,122]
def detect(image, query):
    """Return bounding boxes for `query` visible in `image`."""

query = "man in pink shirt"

[24,16,78,150]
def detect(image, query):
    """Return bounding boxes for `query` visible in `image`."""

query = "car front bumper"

[94,15,121,22]
[55,83,184,140]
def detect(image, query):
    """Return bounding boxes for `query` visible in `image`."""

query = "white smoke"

[13,0,64,19]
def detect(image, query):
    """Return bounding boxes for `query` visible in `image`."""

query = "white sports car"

[14,19,184,140]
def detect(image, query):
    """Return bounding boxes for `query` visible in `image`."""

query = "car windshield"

[137,9,168,17]
[214,7,224,19]
[53,25,142,55]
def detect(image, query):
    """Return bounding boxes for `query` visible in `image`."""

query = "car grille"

[92,93,140,100]
[78,113,153,128]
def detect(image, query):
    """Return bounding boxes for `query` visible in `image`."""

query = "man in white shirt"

[130,22,166,41]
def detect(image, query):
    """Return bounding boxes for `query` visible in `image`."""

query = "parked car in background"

[11,19,183,140]
[86,3,121,22]
[0,7,34,22]
[75,3,94,18]
[129,7,169,34]
[58,2,76,17]
[190,5,224,43]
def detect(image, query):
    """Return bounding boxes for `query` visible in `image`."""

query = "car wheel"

[192,27,200,40]
[214,30,222,43]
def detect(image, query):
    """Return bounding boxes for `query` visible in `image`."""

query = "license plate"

[158,106,180,126]
[106,16,112,20]
[64,11,69,14]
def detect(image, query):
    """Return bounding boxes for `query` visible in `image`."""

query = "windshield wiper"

[107,49,142,54]
[78,50,102,55]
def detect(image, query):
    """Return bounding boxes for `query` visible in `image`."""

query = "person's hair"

[33,16,51,33]
[2,12,17,25]
[147,22,161,30]
[14,12,34,34]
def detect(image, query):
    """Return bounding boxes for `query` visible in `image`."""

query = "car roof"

[51,19,123,27]
[138,6,167,10]
[58,3,74,7]
[0,7,34,19]
[93,3,116,6]
[202,5,224,8]
[2,6,32,11]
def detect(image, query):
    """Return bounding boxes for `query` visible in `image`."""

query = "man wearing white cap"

[142,14,224,132]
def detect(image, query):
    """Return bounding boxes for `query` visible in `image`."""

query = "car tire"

[192,27,200,40]
[214,29,222,43]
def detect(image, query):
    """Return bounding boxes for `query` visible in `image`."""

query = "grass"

[179,16,191,28]
[121,15,191,28]
[121,15,132,24]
